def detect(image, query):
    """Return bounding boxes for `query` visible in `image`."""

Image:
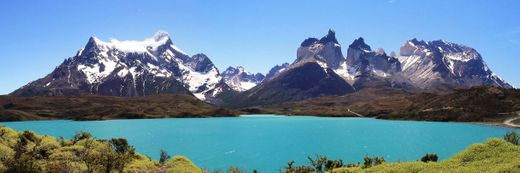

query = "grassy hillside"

[244,88,413,117]
[0,126,203,173]
[0,94,238,121]
[333,138,520,173]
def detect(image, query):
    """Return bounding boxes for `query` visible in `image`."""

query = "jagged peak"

[84,36,100,52]
[300,38,319,47]
[300,29,339,47]
[319,29,339,44]
[224,66,236,71]
[349,37,371,51]
[406,38,428,47]
[223,66,245,75]
[192,53,208,58]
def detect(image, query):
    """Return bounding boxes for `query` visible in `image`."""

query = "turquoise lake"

[0,115,518,172]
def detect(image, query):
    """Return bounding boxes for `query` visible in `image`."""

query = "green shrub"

[420,154,438,162]
[363,156,385,168]
[160,149,170,164]
[504,131,519,145]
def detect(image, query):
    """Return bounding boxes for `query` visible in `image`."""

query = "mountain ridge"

[11,30,512,108]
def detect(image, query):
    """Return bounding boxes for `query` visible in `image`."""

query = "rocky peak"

[265,63,290,80]
[296,30,345,69]
[348,37,371,51]
[319,29,339,44]
[342,37,402,88]
[186,53,216,73]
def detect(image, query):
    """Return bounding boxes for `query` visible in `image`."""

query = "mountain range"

[11,30,512,107]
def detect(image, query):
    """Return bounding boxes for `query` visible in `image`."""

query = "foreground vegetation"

[334,137,520,173]
[283,131,520,173]
[0,126,518,173]
[0,126,204,173]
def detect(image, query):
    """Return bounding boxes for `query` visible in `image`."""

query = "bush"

[72,131,92,144]
[160,150,171,164]
[504,131,519,145]
[0,126,206,173]
[363,156,385,168]
[420,154,438,162]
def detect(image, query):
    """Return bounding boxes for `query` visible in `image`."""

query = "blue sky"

[1,0,519,94]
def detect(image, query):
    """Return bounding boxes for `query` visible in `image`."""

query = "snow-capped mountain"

[11,29,512,107]
[12,31,231,101]
[290,30,510,91]
[292,30,408,90]
[227,30,357,107]
[228,62,355,107]
[222,66,265,92]
[264,63,289,81]
[398,39,511,89]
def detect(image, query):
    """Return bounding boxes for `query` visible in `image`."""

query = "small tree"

[504,131,519,145]
[420,154,438,162]
[363,156,372,168]
[109,138,135,173]
[374,157,385,166]
[363,156,385,168]
[325,159,343,171]
[159,150,170,164]
[285,160,295,172]
[308,155,327,173]
[73,131,93,144]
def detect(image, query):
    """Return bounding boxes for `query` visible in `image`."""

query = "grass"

[0,126,204,173]
[333,138,520,173]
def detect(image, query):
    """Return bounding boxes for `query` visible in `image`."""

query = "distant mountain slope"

[227,62,355,107]
[0,94,238,121]
[11,31,232,103]
[245,86,520,122]
[222,66,265,92]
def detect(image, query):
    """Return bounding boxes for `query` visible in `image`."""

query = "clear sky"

[1,0,519,94]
